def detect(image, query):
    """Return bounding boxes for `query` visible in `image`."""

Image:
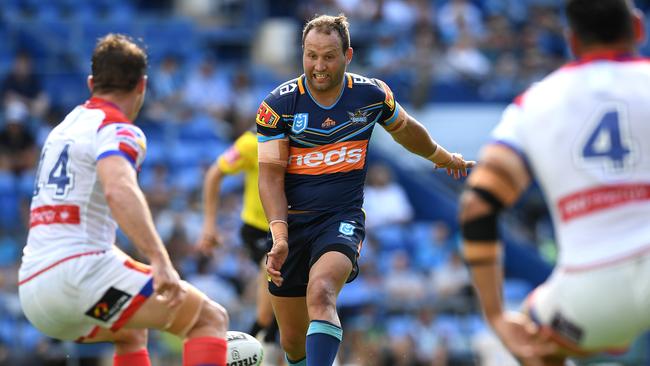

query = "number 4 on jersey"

[582,109,631,169]
[33,143,74,198]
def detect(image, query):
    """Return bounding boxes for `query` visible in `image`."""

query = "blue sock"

[306,320,342,366]
[285,354,306,365]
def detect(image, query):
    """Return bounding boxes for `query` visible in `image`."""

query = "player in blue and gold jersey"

[256,14,475,366]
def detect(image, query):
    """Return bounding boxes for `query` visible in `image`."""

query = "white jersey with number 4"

[21,97,147,280]
[492,54,650,270]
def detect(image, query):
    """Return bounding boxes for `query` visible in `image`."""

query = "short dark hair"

[302,14,350,54]
[566,0,635,46]
[91,33,147,94]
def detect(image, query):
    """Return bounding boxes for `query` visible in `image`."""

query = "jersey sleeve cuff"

[257,133,286,142]
[96,150,137,169]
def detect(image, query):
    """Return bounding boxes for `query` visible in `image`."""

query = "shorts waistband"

[18,250,106,286]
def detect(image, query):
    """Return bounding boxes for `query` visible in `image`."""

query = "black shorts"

[240,223,269,264]
[268,208,365,297]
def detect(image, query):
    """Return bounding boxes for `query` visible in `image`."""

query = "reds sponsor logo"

[287,141,367,175]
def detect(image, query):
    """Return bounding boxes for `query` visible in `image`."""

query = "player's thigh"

[308,251,353,295]
[270,295,309,342]
[126,280,206,334]
[309,208,365,285]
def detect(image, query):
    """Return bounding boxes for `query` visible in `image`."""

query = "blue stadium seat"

[0,172,19,231]
[372,225,410,253]
[43,73,88,110]
[141,17,197,63]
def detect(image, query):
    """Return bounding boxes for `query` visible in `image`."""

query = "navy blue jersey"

[256,72,402,211]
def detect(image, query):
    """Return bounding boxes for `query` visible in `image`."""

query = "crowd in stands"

[1,0,650,365]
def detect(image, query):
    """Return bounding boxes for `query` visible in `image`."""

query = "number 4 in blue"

[47,144,73,197]
[582,110,630,169]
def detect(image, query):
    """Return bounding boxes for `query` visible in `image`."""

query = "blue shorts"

[268,208,365,297]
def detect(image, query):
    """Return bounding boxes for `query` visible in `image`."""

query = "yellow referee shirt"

[217,131,268,231]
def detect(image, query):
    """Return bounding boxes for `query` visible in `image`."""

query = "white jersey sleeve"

[491,102,528,158]
[96,123,147,169]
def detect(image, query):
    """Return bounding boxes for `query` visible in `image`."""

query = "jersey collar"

[567,51,643,67]
[303,74,346,110]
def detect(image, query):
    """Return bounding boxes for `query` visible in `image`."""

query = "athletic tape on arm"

[258,138,289,167]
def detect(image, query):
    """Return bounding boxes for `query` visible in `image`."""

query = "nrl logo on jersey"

[291,113,308,134]
[347,109,369,124]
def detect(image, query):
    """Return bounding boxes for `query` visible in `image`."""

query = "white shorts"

[525,251,650,353]
[18,249,153,341]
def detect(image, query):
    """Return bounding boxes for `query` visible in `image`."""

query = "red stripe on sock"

[183,337,227,366]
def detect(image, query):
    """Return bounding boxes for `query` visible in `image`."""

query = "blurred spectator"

[141,163,175,215]
[437,0,485,45]
[146,54,186,122]
[444,31,491,83]
[229,68,259,137]
[407,27,444,109]
[480,15,517,62]
[151,54,185,101]
[429,251,472,313]
[185,255,240,315]
[413,220,455,271]
[410,307,448,366]
[366,31,412,90]
[0,100,37,175]
[1,51,49,119]
[479,52,521,102]
[379,0,419,33]
[333,0,380,23]
[383,250,426,310]
[363,163,414,230]
[182,56,233,122]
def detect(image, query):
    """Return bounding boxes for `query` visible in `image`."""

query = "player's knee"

[307,277,337,308]
[191,299,229,335]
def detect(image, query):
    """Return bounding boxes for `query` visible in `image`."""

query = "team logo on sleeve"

[347,109,369,124]
[256,102,280,128]
[291,113,308,134]
[339,222,355,236]
[85,287,132,322]
[377,80,396,111]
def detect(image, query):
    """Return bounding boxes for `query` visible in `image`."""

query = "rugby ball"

[226,331,264,366]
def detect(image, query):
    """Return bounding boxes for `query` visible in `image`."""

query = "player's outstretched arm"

[385,107,475,179]
[97,155,182,308]
[459,144,556,362]
[198,161,225,254]
[258,138,289,287]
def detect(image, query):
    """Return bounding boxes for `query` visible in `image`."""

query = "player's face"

[303,30,349,94]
